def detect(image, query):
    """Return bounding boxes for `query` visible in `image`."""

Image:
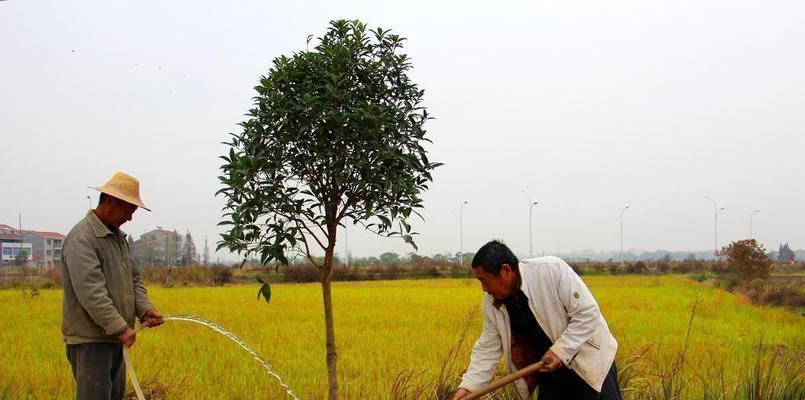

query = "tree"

[433,253,451,263]
[181,230,198,266]
[455,251,475,265]
[14,249,29,266]
[777,243,795,262]
[379,252,401,264]
[721,239,772,283]
[216,19,439,400]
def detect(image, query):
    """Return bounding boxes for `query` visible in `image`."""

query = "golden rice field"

[1,275,802,399]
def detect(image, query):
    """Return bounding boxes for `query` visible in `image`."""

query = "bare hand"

[143,309,164,327]
[118,327,136,348]
[538,350,563,373]
[452,388,472,400]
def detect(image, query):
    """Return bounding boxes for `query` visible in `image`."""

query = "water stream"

[137,314,299,400]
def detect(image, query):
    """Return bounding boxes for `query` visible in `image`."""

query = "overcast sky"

[1,0,803,261]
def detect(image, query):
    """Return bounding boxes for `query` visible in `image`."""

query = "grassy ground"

[0,275,802,399]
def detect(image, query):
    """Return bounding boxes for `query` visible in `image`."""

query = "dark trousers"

[537,363,622,400]
[66,343,126,400]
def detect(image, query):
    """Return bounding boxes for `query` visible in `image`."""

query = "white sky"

[1,0,803,260]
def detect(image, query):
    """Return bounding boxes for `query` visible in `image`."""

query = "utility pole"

[705,197,725,259]
[620,206,630,266]
[749,209,760,239]
[18,213,25,266]
[203,235,210,267]
[520,191,538,258]
[344,224,349,269]
[165,233,171,286]
[459,201,468,266]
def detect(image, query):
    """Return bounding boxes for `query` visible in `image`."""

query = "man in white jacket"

[453,240,621,400]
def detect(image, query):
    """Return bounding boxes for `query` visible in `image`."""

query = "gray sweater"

[60,210,154,344]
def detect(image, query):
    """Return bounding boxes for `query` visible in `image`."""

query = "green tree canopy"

[379,252,400,264]
[216,19,439,399]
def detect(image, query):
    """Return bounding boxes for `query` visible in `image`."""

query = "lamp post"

[749,209,760,239]
[620,206,630,266]
[459,201,468,266]
[87,195,92,209]
[344,224,349,269]
[705,197,725,258]
[521,191,539,258]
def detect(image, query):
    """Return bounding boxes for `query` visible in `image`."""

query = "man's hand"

[451,388,472,400]
[118,327,136,348]
[538,350,563,373]
[143,309,164,327]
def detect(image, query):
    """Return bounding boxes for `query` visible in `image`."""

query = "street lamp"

[520,190,538,258]
[620,206,630,266]
[87,195,92,209]
[705,197,725,258]
[749,209,760,239]
[344,223,349,268]
[459,201,468,266]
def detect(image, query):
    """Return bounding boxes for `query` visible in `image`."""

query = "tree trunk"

[321,253,338,400]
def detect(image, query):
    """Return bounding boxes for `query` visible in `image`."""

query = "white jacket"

[459,256,618,399]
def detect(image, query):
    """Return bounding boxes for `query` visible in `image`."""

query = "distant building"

[130,227,181,267]
[22,230,65,267]
[0,224,35,267]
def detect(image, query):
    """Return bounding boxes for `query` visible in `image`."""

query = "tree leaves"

[256,277,271,304]
[216,19,440,274]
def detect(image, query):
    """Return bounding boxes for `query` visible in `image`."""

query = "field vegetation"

[0,275,802,399]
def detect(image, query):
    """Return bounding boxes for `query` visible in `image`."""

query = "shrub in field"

[709,260,730,274]
[771,260,805,274]
[675,260,698,274]
[0,267,61,291]
[608,263,621,274]
[742,281,805,308]
[721,240,772,284]
[627,261,648,274]
[593,262,606,274]
[217,19,439,400]
[137,265,236,287]
[211,265,233,286]
[688,272,713,283]
[653,260,670,274]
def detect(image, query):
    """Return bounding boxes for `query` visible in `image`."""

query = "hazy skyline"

[2,0,803,260]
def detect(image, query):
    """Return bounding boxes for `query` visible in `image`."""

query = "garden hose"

[123,346,146,400]
[123,315,298,400]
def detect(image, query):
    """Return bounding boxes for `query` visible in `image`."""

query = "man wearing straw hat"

[61,172,164,400]
[453,240,621,400]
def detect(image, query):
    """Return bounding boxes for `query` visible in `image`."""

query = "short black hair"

[471,240,519,276]
[98,192,118,206]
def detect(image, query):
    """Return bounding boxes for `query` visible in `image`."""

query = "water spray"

[125,315,298,400]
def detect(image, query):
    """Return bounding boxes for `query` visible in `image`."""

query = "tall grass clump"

[737,341,804,400]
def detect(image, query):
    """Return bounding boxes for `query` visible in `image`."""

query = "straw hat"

[89,172,151,211]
